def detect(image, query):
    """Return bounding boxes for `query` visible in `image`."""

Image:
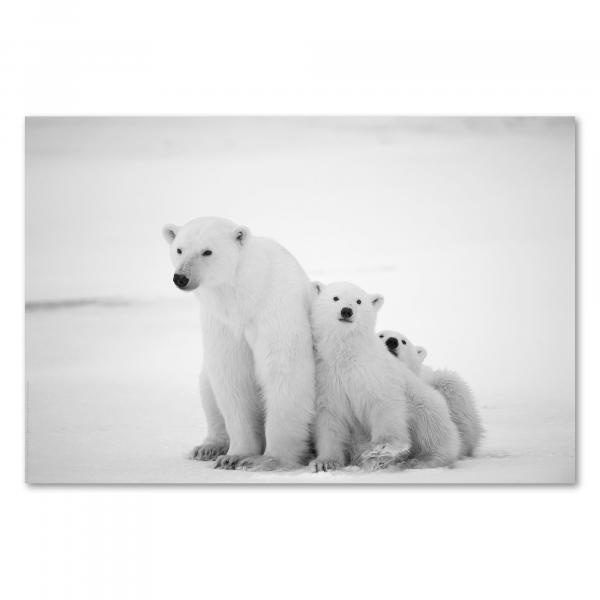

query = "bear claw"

[309,459,341,472]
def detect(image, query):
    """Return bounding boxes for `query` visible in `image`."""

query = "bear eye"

[176,248,182,255]
[356,299,362,304]
[379,335,384,339]
[333,296,339,301]
[202,250,213,256]
[401,340,407,345]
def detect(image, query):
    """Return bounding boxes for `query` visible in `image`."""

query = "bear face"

[378,329,427,375]
[162,217,250,291]
[312,281,384,341]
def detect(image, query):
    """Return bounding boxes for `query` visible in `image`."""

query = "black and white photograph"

[6,3,600,600]
[25,116,575,484]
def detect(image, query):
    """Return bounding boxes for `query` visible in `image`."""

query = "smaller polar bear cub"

[311,282,460,472]
[378,330,483,457]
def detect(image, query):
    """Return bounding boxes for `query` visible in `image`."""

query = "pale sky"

[26,117,574,302]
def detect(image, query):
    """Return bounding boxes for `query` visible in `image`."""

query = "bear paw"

[190,442,229,461]
[235,455,285,471]
[397,457,454,470]
[309,458,342,473]
[214,454,247,470]
[360,442,410,472]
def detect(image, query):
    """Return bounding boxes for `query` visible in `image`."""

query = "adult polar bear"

[162,217,315,471]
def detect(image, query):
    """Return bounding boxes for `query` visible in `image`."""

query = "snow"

[26,298,574,484]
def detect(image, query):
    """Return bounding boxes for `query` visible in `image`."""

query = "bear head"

[378,329,427,375]
[311,281,384,342]
[162,217,250,291]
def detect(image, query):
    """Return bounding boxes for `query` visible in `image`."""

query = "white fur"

[378,330,484,458]
[163,217,315,470]
[310,282,459,472]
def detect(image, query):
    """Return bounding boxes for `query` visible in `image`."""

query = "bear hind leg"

[360,399,411,471]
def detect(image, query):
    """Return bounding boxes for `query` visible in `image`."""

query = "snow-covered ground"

[26,298,575,484]
[25,117,575,484]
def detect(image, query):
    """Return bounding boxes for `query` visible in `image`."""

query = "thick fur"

[423,368,483,457]
[379,330,483,458]
[311,282,459,472]
[395,370,461,469]
[163,217,315,470]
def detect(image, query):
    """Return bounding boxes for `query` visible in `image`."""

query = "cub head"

[378,329,427,375]
[311,281,384,339]
[162,217,250,291]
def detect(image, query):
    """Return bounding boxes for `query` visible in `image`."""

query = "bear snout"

[385,337,399,351]
[173,273,190,289]
[340,307,353,321]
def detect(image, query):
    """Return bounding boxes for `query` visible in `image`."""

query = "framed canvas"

[25,116,576,484]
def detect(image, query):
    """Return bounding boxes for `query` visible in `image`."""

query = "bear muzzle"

[338,306,354,322]
[385,336,399,356]
[173,273,190,289]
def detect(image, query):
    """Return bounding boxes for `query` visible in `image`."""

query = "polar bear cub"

[310,282,460,472]
[378,330,483,457]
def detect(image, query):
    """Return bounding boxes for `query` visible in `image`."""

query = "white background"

[2,1,598,599]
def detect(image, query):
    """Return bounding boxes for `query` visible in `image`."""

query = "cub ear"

[162,224,180,244]
[371,294,384,311]
[416,346,427,362]
[312,281,324,295]
[234,225,251,245]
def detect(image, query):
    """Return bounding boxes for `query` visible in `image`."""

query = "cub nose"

[173,273,190,289]
[386,337,399,350]
[340,307,353,319]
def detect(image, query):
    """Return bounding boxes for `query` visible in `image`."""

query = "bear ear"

[416,346,427,362]
[162,224,179,244]
[312,281,324,295]
[371,294,384,310]
[234,225,250,245]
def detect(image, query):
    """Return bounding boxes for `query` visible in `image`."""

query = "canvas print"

[25,117,575,484]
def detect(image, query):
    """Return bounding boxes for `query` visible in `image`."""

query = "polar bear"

[377,330,427,374]
[310,282,460,472]
[162,217,315,471]
[378,330,483,457]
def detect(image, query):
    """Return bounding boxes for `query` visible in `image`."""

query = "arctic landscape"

[25,117,575,484]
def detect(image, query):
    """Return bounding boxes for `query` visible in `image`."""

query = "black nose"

[340,307,353,319]
[173,273,190,289]
[386,337,399,350]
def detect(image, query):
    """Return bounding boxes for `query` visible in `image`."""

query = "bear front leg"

[309,406,347,472]
[190,370,230,461]
[203,325,265,470]
[238,329,315,471]
[211,374,264,469]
